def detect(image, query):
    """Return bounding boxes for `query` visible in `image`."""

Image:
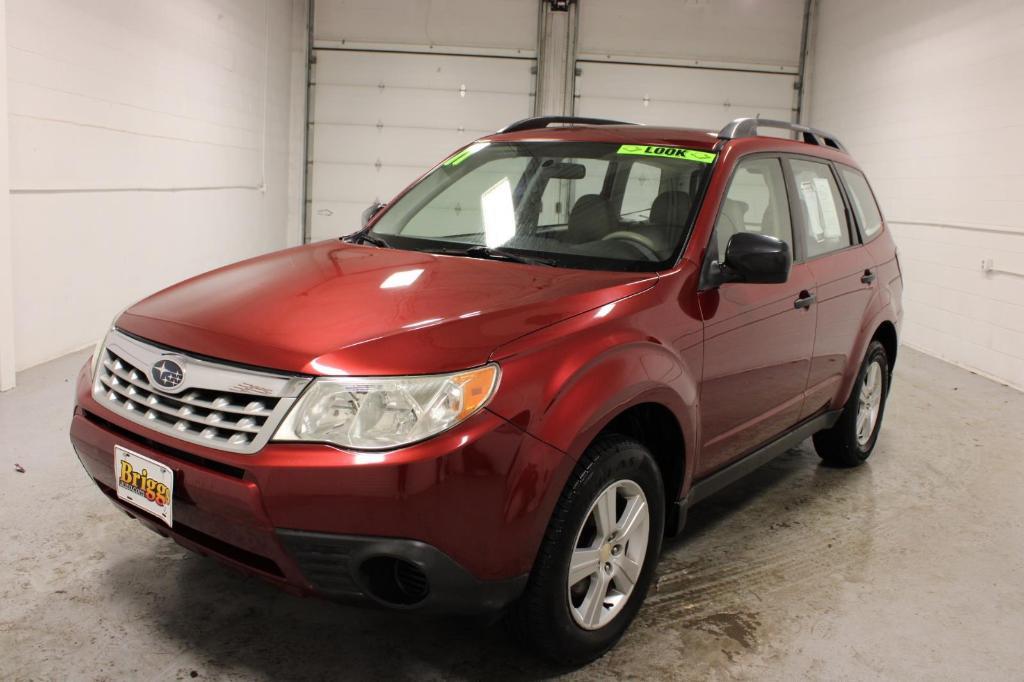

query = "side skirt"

[667,409,842,536]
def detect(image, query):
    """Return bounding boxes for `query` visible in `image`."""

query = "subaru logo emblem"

[151,357,186,391]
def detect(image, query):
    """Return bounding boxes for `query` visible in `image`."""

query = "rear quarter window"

[787,158,852,258]
[838,166,884,240]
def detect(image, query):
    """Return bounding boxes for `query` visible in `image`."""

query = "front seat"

[598,190,693,257]
[566,194,616,243]
[650,190,692,231]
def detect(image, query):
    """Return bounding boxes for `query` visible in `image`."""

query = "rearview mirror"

[361,201,384,227]
[717,232,791,285]
[541,162,586,180]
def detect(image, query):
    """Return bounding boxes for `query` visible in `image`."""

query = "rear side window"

[787,159,852,258]
[714,157,794,257]
[838,166,884,239]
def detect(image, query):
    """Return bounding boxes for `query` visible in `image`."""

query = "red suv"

[70,116,902,664]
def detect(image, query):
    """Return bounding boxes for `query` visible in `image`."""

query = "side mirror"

[361,201,384,227]
[717,232,791,284]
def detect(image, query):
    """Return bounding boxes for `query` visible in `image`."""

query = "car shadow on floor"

[101,443,872,680]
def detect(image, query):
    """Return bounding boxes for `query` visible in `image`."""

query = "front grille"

[82,409,247,479]
[93,330,310,454]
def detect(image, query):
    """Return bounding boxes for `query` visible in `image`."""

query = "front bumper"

[70,361,570,613]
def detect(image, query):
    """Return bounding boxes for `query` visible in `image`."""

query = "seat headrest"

[650,191,692,227]
[567,194,616,243]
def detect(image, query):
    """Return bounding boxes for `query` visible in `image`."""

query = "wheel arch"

[598,402,687,534]
[872,319,898,372]
[835,310,900,409]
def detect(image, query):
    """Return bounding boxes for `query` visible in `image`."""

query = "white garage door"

[575,61,797,131]
[308,50,535,240]
[574,0,802,133]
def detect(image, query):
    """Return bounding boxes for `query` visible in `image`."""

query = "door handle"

[794,291,816,309]
[861,269,877,284]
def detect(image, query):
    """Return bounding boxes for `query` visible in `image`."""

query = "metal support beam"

[795,0,815,124]
[301,0,315,244]
[534,0,579,117]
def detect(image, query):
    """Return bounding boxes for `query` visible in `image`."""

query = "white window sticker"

[800,178,843,242]
[799,180,824,241]
[813,177,843,239]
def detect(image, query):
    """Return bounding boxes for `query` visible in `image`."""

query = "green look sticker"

[617,144,717,164]
[442,142,489,167]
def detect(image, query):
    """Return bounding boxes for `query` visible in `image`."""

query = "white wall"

[807,0,1024,391]
[0,0,14,390]
[6,0,307,373]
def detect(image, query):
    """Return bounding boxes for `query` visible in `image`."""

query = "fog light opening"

[359,556,429,606]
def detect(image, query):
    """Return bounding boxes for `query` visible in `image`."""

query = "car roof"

[482,118,856,165]
[485,124,720,149]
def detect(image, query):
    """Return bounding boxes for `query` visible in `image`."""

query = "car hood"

[117,241,658,376]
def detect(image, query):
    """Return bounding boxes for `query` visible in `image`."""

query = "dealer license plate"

[114,445,173,527]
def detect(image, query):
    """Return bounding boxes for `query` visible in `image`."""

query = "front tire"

[813,340,890,467]
[508,435,665,665]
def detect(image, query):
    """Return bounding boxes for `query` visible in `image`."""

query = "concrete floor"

[1,347,1022,681]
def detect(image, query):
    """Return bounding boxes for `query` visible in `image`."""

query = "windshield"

[368,141,716,271]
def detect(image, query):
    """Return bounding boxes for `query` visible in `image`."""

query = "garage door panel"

[310,163,421,203]
[578,97,793,130]
[309,200,383,239]
[315,51,533,92]
[578,0,803,68]
[308,48,534,241]
[313,85,528,130]
[576,61,795,131]
[312,124,471,166]
[314,0,537,53]
[579,63,794,106]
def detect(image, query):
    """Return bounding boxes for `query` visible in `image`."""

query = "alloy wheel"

[567,479,650,630]
[856,360,884,446]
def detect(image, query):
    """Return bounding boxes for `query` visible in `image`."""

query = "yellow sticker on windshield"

[617,144,716,164]
[442,142,489,167]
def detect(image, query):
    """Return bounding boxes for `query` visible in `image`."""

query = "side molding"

[668,409,842,535]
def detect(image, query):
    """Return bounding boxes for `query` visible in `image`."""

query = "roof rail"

[718,117,846,152]
[497,116,636,134]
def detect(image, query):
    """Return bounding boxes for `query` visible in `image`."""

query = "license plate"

[114,446,173,527]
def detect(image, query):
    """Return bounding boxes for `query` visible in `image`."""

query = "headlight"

[273,364,500,450]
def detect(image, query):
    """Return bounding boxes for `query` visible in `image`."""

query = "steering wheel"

[601,230,661,261]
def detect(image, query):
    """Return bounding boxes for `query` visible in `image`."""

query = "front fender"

[487,282,701,482]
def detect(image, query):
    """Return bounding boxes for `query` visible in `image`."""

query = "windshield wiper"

[460,246,556,267]
[342,231,390,248]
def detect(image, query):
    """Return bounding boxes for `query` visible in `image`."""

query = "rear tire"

[813,340,890,467]
[508,434,665,666]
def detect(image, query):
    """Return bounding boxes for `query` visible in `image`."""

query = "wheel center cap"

[599,542,612,563]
